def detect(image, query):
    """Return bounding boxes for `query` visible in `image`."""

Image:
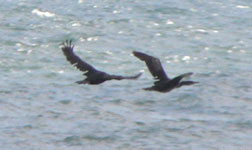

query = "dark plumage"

[133,51,198,92]
[61,40,142,85]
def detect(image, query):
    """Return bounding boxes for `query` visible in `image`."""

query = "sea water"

[0,0,252,149]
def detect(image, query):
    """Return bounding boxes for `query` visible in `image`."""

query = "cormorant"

[133,51,198,92]
[61,40,142,85]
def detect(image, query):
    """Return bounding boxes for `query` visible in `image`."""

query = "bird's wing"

[133,51,169,81]
[61,40,98,76]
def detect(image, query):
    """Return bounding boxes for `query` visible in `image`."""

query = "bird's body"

[61,40,141,85]
[75,71,109,84]
[133,51,198,92]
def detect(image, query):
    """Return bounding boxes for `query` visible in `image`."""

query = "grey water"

[0,0,252,149]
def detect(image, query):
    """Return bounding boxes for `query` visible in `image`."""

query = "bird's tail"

[143,87,154,91]
[169,72,193,85]
[175,72,193,80]
[179,81,199,86]
[125,72,142,79]
[111,72,142,80]
[76,80,88,84]
[178,72,193,78]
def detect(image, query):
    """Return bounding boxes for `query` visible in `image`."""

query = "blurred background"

[0,0,251,149]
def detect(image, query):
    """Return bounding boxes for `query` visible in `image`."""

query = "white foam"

[87,37,93,41]
[182,56,191,61]
[196,29,207,33]
[113,10,119,14]
[166,20,174,25]
[240,49,246,53]
[72,22,81,27]
[204,47,210,51]
[212,30,219,33]
[105,50,113,55]
[227,50,233,53]
[118,31,124,34]
[58,70,64,74]
[78,0,84,3]
[32,9,55,17]
[212,13,219,16]
[236,5,250,9]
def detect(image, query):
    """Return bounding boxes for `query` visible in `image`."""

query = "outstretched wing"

[133,51,169,81]
[61,40,98,76]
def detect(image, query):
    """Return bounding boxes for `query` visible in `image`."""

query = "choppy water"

[0,0,252,149]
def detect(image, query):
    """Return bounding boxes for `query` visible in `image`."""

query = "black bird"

[61,40,142,85]
[133,51,198,92]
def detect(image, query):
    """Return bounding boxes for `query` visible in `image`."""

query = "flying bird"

[61,40,142,85]
[133,51,198,92]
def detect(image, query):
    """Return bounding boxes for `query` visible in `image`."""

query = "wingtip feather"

[132,51,149,61]
[61,39,75,52]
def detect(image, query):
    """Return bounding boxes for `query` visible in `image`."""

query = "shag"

[133,51,198,92]
[61,40,142,85]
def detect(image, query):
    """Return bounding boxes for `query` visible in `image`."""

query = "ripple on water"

[1,0,252,149]
[63,136,82,146]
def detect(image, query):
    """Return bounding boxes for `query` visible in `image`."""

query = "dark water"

[0,0,252,149]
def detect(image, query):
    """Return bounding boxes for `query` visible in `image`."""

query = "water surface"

[0,0,252,149]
